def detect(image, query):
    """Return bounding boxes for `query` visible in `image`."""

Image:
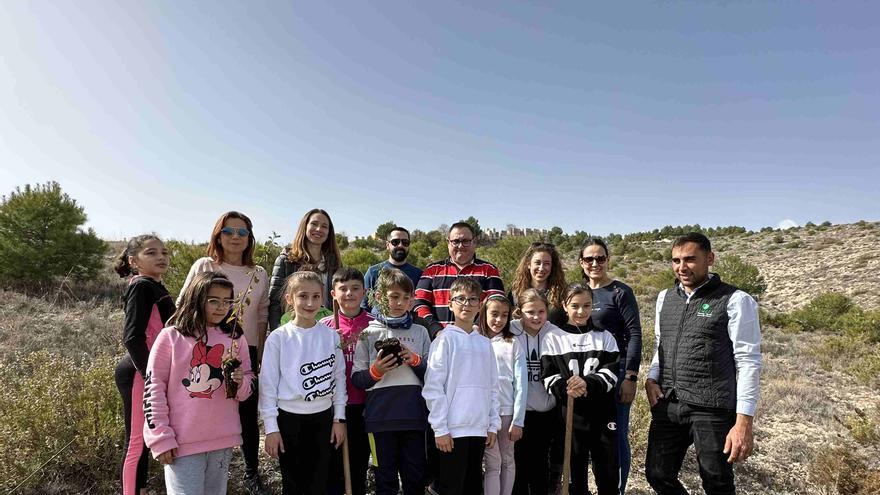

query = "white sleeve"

[647,290,666,382]
[422,335,451,437]
[728,291,762,416]
[332,332,348,420]
[487,343,501,433]
[258,332,282,434]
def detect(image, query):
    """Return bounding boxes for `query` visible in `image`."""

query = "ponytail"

[114,234,162,278]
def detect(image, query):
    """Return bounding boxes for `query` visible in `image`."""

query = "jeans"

[164,448,233,495]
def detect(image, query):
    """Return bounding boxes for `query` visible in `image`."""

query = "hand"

[508,425,523,442]
[435,434,453,453]
[486,431,497,449]
[645,379,663,407]
[619,376,636,404]
[157,448,176,465]
[566,376,587,398]
[724,415,755,463]
[372,351,401,376]
[331,422,347,449]
[232,368,244,385]
[398,345,414,365]
[265,432,285,459]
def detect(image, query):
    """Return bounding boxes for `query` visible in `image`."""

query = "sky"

[1,1,878,242]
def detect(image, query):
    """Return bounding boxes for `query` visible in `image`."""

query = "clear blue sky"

[2,1,877,242]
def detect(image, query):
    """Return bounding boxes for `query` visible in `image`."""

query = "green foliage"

[772,235,785,244]
[0,182,107,285]
[430,241,448,261]
[480,236,538,288]
[839,308,880,343]
[350,237,373,250]
[163,240,206,297]
[341,248,382,274]
[789,292,854,332]
[335,232,349,250]
[374,220,397,243]
[714,255,767,299]
[458,216,483,239]
[619,224,746,243]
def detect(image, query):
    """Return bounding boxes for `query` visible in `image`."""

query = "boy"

[423,277,501,495]
[351,268,432,495]
[320,268,373,495]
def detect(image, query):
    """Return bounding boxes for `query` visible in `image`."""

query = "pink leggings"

[483,415,516,495]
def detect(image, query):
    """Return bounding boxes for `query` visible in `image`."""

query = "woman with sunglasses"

[578,238,642,495]
[178,211,270,495]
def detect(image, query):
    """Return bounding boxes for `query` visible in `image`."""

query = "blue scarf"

[372,309,413,329]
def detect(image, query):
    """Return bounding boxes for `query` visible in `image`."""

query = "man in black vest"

[644,233,762,495]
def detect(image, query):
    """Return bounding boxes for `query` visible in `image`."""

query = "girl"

[508,242,567,326]
[478,295,527,495]
[113,235,176,495]
[541,283,620,495]
[260,271,348,495]
[268,208,341,330]
[578,238,642,495]
[178,211,269,494]
[143,272,254,495]
[510,288,564,495]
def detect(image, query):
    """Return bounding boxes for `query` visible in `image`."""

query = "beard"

[390,248,408,263]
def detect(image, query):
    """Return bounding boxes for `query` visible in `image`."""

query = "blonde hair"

[283,271,324,300]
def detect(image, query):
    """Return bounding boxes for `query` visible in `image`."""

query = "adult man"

[363,226,423,311]
[644,232,762,495]
[413,222,505,338]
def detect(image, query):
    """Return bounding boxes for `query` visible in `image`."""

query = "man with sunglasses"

[363,226,423,312]
[413,222,505,339]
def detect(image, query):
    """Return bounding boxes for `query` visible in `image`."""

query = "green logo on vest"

[697,303,712,318]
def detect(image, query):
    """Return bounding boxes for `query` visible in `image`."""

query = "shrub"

[0,182,107,287]
[772,234,785,244]
[789,292,854,332]
[480,236,537,288]
[341,248,382,274]
[163,240,206,298]
[839,308,880,343]
[714,255,767,299]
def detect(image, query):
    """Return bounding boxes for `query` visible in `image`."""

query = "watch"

[334,419,346,424]
[625,374,638,382]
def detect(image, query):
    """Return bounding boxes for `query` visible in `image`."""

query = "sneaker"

[243,474,270,495]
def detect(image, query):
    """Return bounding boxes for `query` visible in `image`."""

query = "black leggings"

[513,409,559,495]
[115,358,148,495]
[240,345,260,477]
[277,408,334,495]
[569,423,619,495]
[429,436,486,495]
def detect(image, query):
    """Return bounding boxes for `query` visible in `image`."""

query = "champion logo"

[607,422,617,431]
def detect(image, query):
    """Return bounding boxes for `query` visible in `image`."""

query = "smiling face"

[219,217,249,263]
[306,213,330,247]
[520,301,548,335]
[565,292,593,327]
[332,280,365,316]
[286,280,324,320]
[484,299,510,337]
[671,242,714,291]
[204,285,234,326]
[529,251,553,288]
[129,239,169,280]
[384,285,412,318]
[580,244,610,284]
[447,226,476,266]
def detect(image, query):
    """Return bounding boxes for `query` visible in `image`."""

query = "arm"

[331,334,348,421]
[584,336,620,396]
[512,340,527,428]
[422,336,450,437]
[176,259,208,306]
[413,267,443,337]
[267,255,289,331]
[351,332,378,390]
[617,286,643,373]
[645,290,666,406]
[235,336,255,402]
[122,281,158,377]
[408,326,431,381]
[143,331,177,457]
[728,291,762,417]
[482,264,505,299]
[258,333,282,434]
[256,267,270,360]
[487,344,501,434]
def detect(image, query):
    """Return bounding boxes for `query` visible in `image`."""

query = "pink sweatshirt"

[143,326,254,458]
[320,310,373,405]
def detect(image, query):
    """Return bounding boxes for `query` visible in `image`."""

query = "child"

[320,267,374,495]
[478,295,527,495]
[541,283,620,495]
[351,268,432,495]
[260,271,348,495]
[113,235,176,495]
[423,278,501,495]
[510,288,565,495]
[143,272,254,495]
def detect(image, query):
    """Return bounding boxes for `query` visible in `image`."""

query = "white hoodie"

[423,324,501,438]
[511,320,565,412]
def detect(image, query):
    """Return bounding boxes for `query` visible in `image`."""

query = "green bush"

[839,309,880,343]
[714,255,767,299]
[163,240,206,298]
[480,236,537,288]
[772,235,785,244]
[789,292,854,332]
[0,182,107,286]
[341,248,382,274]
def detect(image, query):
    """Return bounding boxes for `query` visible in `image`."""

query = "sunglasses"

[220,227,250,237]
[389,239,411,247]
[448,238,474,247]
[580,255,608,265]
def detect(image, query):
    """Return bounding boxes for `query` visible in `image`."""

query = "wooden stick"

[343,435,353,495]
[561,394,575,495]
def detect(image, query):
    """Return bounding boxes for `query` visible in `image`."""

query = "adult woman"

[267,208,341,330]
[508,242,567,327]
[578,238,642,495]
[178,211,270,495]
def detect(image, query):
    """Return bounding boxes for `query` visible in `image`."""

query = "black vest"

[658,274,738,410]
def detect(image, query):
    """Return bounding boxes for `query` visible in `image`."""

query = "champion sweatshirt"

[143,327,254,458]
[320,310,374,406]
[259,321,347,434]
[423,324,501,438]
[510,319,565,412]
[490,334,528,428]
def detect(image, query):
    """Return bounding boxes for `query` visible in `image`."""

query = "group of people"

[113,208,762,495]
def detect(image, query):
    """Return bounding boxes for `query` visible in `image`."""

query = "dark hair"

[563,282,593,306]
[478,294,513,340]
[672,232,712,252]
[511,242,566,310]
[579,237,609,258]
[332,267,365,288]
[448,222,476,238]
[388,226,410,240]
[286,209,341,273]
[113,234,163,277]
[168,272,240,339]
[377,267,414,294]
[449,277,482,298]
[207,211,256,267]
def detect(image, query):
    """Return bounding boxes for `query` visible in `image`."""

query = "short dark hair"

[672,232,712,252]
[387,226,410,240]
[450,277,482,298]
[448,222,476,238]
[332,267,364,288]
[579,237,609,257]
[377,267,414,294]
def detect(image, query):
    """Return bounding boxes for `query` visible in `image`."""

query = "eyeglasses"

[450,295,480,306]
[389,239,411,247]
[220,227,250,237]
[206,298,235,308]
[448,238,474,247]
[580,256,608,265]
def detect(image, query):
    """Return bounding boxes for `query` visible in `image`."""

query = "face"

[305,213,330,247]
[449,289,480,324]
[580,244,609,282]
[671,242,714,290]
[332,280,365,315]
[219,217,249,260]
[204,285,234,326]
[387,230,411,263]
[129,239,169,279]
[529,251,553,286]
[565,292,593,326]
[384,286,412,318]
[484,300,510,336]
[447,226,476,266]
[520,301,548,333]
[286,280,324,319]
